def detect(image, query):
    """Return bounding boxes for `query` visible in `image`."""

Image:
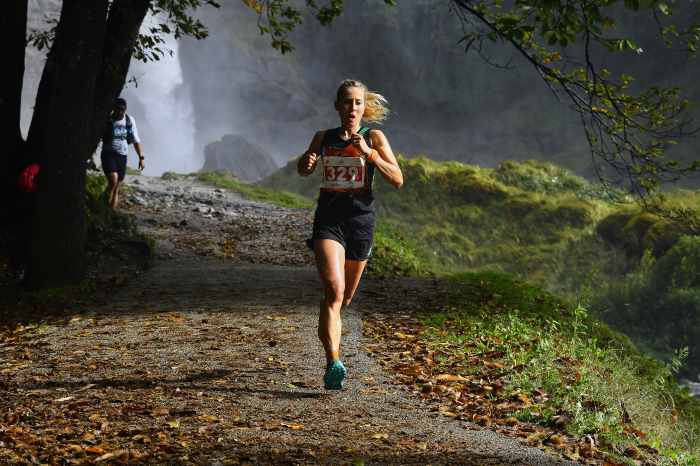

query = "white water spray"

[122,16,197,175]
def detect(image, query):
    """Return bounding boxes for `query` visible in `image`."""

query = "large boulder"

[201,134,279,182]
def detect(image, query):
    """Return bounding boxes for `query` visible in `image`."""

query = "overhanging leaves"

[450,0,700,201]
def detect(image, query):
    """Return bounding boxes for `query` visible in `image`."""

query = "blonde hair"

[335,79,389,124]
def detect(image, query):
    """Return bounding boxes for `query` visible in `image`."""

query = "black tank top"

[316,127,375,214]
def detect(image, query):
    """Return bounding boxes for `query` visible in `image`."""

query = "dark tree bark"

[0,0,28,224]
[25,0,110,289]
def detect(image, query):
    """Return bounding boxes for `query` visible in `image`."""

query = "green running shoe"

[323,360,347,390]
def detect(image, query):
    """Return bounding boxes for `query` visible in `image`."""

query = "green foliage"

[367,222,428,277]
[494,159,586,194]
[84,173,112,228]
[596,209,690,258]
[161,171,186,181]
[197,170,313,209]
[595,237,700,378]
[426,271,700,461]
[84,173,144,244]
[451,0,700,196]
[263,156,622,290]
[259,157,319,199]
[651,235,700,290]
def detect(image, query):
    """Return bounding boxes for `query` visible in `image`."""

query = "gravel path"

[0,174,574,465]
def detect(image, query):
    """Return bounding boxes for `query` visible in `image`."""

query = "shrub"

[595,237,700,378]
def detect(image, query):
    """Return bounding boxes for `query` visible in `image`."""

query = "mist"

[177,0,589,176]
[22,1,700,180]
[22,3,197,176]
[122,17,197,176]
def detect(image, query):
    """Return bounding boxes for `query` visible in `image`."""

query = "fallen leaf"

[95,453,116,462]
[54,396,74,403]
[371,433,389,440]
[483,361,505,369]
[151,407,170,416]
[434,374,467,382]
[166,419,180,429]
[85,446,105,455]
[281,422,304,430]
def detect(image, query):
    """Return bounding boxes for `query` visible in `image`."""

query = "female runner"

[297,79,403,389]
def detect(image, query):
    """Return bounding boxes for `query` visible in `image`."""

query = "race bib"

[321,156,366,191]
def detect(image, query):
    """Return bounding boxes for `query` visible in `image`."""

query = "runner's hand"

[138,157,145,171]
[351,132,371,157]
[304,152,318,172]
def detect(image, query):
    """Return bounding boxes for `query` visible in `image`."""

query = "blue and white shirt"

[102,115,140,156]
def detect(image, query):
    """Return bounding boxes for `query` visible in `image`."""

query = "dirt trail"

[0,175,573,465]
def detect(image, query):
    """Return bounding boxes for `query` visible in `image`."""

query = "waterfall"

[122,16,197,176]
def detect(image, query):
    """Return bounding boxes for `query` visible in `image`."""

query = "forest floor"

[0,174,574,465]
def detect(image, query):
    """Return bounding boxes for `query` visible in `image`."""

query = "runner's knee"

[323,280,345,308]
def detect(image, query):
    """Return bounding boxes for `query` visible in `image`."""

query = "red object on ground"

[17,163,40,193]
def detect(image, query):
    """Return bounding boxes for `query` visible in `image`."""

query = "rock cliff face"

[201,134,278,182]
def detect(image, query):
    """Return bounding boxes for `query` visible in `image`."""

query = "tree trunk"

[0,0,28,223]
[25,0,109,289]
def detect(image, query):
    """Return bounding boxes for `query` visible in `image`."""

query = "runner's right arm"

[298,131,325,176]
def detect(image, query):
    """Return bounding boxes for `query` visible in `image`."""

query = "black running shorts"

[101,151,127,181]
[308,209,376,261]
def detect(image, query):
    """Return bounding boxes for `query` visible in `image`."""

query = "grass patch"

[368,221,430,277]
[197,170,313,210]
[436,272,699,463]
[366,271,700,464]
[594,237,700,379]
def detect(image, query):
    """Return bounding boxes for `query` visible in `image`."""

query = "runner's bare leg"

[343,259,368,308]
[107,172,119,209]
[314,239,346,364]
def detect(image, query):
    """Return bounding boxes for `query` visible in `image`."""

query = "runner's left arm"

[133,142,145,171]
[368,130,403,188]
[129,116,145,171]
